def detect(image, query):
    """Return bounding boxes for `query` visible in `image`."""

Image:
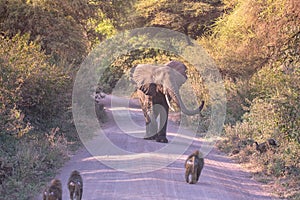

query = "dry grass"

[217,133,300,199]
[0,128,75,200]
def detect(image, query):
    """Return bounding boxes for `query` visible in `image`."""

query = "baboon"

[185,150,204,184]
[231,148,240,155]
[92,88,107,123]
[267,138,279,147]
[254,141,268,153]
[68,170,83,200]
[255,138,279,153]
[43,179,62,200]
[93,87,106,104]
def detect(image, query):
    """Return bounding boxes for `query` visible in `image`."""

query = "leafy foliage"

[0,0,90,65]
[0,34,71,136]
[0,130,68,200]
[0,0,137,64]
[201,0,299,78]
[206,0,300,198]
[0,0,299,198]
[135,0,223,39]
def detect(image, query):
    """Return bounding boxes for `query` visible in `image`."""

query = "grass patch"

[217,129,300,199]
[0,127,79,200]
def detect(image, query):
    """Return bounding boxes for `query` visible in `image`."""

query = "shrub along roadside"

[203,0,300,198]
[0,130,69,200]
[214,25,300,200]
[0,33,72,136]
[0,32,77,199]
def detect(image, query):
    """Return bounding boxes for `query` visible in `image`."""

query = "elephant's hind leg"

[156,137,168,143]
[154,100,169,143]
[144,128,158,140]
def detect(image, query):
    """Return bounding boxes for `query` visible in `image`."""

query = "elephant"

[130,60,204,143]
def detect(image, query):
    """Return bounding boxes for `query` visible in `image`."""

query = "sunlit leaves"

[0,34,70,136]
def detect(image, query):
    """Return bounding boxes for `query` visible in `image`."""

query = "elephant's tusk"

[165,94,175,111]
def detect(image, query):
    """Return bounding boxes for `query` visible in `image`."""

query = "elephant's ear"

[165,61,188,80]
[130,64,160,88]
[164,61,188,88]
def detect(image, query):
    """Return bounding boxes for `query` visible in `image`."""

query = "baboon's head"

[43,191,56,200]
[43,179,62,200]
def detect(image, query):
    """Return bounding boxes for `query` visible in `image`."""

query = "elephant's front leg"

[137,90,158,140]
[145,112,158,140]
[153,94,169,143]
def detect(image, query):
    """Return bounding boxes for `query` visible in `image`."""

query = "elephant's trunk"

[169,88,204,116]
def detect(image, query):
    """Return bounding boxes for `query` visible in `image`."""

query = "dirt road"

[37,95,276,200]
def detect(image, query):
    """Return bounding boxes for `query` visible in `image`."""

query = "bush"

[0,130,68,200]
[211,3,300,196]
[0,33,71,136]
[221,65,300,197]
[200,0,299,78]
[135,0,223,39]
[0,0,89,65]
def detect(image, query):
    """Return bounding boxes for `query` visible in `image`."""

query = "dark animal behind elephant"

[130,60,204,143]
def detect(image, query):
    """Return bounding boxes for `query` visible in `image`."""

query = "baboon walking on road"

[68,170,83,200]
[185,150,204,184]
[43,179,62,200]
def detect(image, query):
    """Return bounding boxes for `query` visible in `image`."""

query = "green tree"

[0,34,70,137]
[135,0,223,39]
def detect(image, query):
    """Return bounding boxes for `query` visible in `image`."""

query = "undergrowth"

[217,124,300,199]
[208,0,300,199]
[0,128,73,200]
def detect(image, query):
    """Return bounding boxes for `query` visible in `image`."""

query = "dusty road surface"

[37,95,276,200]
